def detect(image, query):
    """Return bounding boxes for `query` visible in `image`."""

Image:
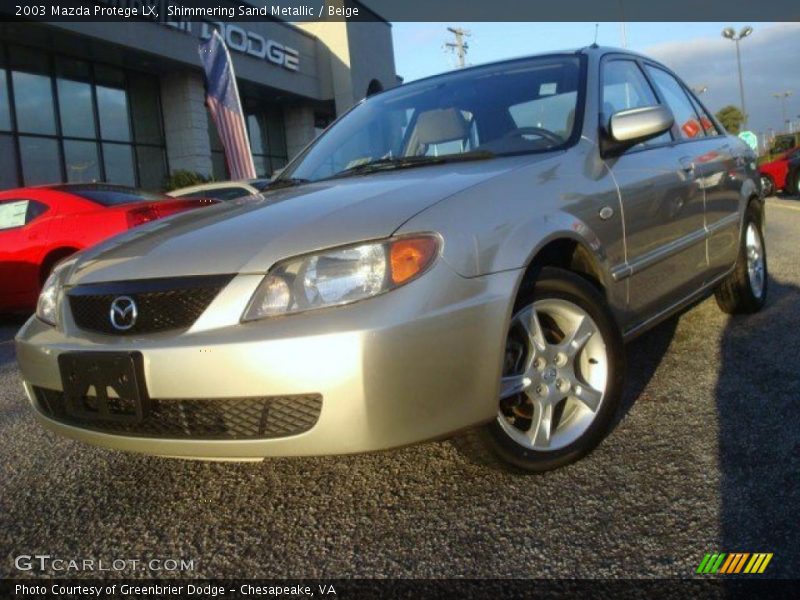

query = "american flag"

[198,30,257,180]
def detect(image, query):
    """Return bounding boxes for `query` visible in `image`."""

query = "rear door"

[600,57,706,323]
[643,64,740,281]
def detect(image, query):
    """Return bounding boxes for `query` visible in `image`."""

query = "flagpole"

[199,30,257,180]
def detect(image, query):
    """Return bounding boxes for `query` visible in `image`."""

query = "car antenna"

[591,23,599,48]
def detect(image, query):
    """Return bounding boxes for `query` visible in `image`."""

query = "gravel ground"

[1,198,798,579]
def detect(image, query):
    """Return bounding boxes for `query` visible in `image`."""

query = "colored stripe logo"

[697,552,773,574]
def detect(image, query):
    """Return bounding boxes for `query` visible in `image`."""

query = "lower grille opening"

[33,387,322,440]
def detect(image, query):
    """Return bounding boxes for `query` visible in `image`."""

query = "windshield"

[282,55,583,182]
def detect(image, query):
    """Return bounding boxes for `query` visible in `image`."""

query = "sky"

[390,22,800,137]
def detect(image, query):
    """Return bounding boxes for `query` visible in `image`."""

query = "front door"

[600,57,707,326]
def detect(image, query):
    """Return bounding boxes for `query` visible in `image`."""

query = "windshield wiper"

[328,150,496,180]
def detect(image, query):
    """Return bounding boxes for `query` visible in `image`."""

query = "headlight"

[36,259,73,326]
[242,235,439,321]
[36,272,61,326]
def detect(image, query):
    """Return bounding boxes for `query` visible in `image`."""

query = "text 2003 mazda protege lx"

[16,47,766,472]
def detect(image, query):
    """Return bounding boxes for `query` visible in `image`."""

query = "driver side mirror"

[602,105,674,156]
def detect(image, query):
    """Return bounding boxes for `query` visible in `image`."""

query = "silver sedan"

[16,46,766,471]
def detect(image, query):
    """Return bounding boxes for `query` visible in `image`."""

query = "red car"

[759,147,800,197]
[0,183,214,313]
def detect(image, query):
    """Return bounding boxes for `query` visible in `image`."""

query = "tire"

[791,170,800,198]
[454,267,625,472]
[39,249,77,287]
[714,205,767,314]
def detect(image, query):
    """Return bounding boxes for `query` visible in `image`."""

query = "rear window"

[176,186,252,201]
[250,179,274,192]
[52,184,164,206]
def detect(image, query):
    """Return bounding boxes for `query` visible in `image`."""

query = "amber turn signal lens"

[389,237,438,285]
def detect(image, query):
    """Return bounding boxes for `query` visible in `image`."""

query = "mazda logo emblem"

[109,296,138,331]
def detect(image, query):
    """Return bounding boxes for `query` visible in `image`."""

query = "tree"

[163,169,213,192]
[715,105,745,134]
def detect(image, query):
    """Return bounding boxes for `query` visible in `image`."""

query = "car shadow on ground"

[715,277,800,578]
[614,311,680,431]
[609,274,800,578]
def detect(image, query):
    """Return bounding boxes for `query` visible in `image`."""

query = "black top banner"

[0,0,799,23]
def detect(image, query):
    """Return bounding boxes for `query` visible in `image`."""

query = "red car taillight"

[126,206,159,228]
[125,199,216,229]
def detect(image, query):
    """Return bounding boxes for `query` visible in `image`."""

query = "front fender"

[395,145,623,281]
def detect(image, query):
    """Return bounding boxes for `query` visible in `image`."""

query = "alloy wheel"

[497,298,609,451]
[745,222,765,298]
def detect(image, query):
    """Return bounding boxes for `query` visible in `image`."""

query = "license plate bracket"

[58,352,150,423]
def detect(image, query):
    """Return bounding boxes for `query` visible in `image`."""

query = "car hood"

[67,155,546,285]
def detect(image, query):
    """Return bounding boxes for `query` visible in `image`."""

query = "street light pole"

[771,92,792,131]
[722,26,753,127]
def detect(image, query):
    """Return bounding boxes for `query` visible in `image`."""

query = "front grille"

[67,275,233,335]
[34,387,323,440]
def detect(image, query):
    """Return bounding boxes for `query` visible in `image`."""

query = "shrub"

[163,170,213,192]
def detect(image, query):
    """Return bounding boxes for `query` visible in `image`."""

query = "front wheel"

[457,267,625,472]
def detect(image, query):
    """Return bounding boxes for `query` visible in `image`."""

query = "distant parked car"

[786,152,800,197]
[168,179,274,201]
[0,183,214,313]
[759,132,800,165]
[758,148,800,196]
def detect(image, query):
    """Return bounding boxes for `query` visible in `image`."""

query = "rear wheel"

[760,174,774,197]
[714,206,767,314]
[456,267,625,472]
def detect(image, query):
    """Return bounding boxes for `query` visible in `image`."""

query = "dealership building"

[0,1,398,191]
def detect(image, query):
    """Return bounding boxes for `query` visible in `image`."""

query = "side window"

[0,199,48,231]
[686,93,721,137]
[645,66,705,141]
[602,60,671,147]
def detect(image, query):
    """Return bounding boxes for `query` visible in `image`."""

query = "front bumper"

[16,262,518,459]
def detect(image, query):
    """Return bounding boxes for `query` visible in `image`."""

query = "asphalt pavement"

[1,197,798,579]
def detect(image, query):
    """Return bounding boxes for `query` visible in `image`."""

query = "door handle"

[679,158,695,173]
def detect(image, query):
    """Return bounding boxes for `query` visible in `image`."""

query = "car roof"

[47,183,142,194]
[374,46,648,91]
[0,182,152,199]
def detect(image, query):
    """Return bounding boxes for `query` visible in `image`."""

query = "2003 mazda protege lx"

[16,47,766,472]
